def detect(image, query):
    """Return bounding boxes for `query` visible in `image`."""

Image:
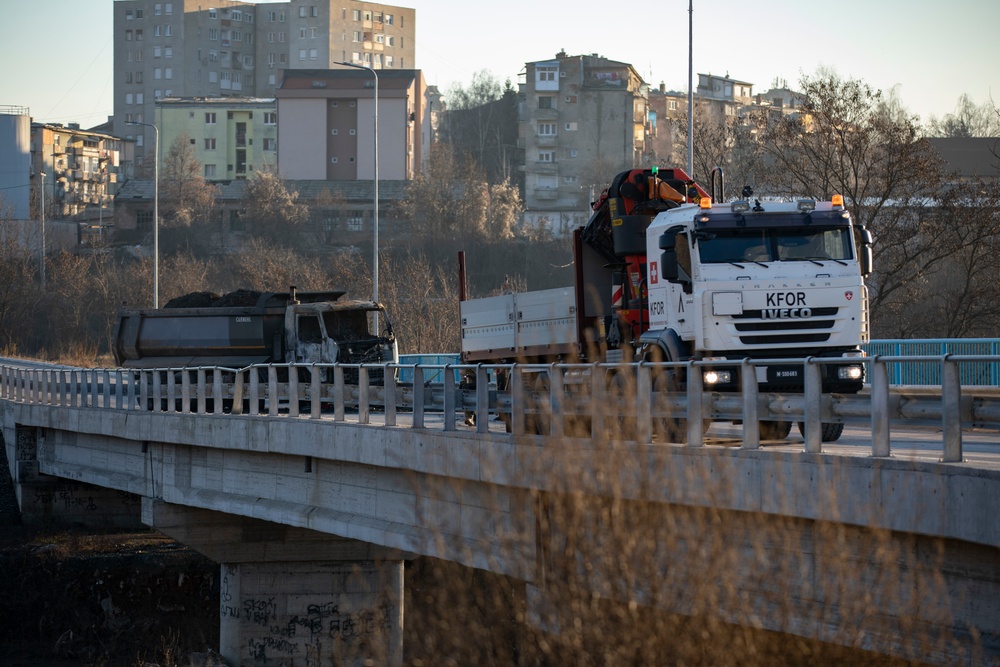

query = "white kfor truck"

[460,168,872,441]
[644,191,872,441]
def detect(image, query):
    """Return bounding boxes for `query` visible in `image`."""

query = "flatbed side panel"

[515,288,578,350]
[461,295,516,356]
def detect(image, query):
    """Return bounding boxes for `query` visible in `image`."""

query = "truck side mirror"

[658,226,686,284]
[858,227,873,277]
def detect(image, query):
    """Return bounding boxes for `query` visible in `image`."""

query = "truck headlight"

[704,370,731,385]
[838,365,863,380]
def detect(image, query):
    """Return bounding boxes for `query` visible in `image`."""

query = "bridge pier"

[143,499,406,667]
[5,425,142,528]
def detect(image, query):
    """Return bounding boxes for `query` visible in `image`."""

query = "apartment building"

[156,97,278,181]
[521,51,649,234]
[113,0,415,164]
[31,123,133,223]
[275,68,427,181]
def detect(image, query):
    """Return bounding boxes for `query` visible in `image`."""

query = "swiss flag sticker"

[650,261,659,285]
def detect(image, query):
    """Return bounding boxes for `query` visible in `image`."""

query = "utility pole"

[40,171,46,289]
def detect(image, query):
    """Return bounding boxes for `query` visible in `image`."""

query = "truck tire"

[759,420,792,441]
[797,421,845,442]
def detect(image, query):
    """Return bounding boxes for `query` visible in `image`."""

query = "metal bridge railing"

[2,356,999,465]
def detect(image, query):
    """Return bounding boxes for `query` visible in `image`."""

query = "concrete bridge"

[2,359,999,666]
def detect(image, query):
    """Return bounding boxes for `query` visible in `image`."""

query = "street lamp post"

[39,171,46,289]
[336,61,379,314]
[127,120,159,308]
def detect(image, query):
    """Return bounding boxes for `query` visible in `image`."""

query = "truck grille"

[730,307,838,345]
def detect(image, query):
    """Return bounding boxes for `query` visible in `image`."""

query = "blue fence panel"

[863,339,1000,385]
[397,354,461,384]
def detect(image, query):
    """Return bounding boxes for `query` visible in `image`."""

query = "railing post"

[443,364,456,432]
[385,363,397,427]
[267,365,279,417]
[213,368,224,415]
[310,365,322,419]
[103,369,112,409]
[152,371,162,412]
[803,359,822,453]
[942,355,963,463]
[412,365,425,429]
[249,368,260,416]
[549,364,564,439]
[91,369,100,408]
[686,360,705,446]
[70,369,79,408]
[637,362,652,444]
[181,369,192,414]
[197,368,207,414]
[334,365,345,422]
[590,365,605,442]
[474,365,488,434]
[741,359,760,450]
[510,365,525,437]
[232,369,245,415]
[871,358,891,457]
[359,366,370,424]
[288,364,300,418]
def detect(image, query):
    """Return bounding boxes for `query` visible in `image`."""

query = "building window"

[299,28,307,38]
[538,96,554,110]
[387,36,394,46]
[278,32,286,42]
[208,50,218,61]
[299,6,306,17]
[137,210,153,229]
[298,49,306,61]
[353,31,361,42]
[154,25,162,37]
[668,99,678,111]
[164,46,172,58]
[136,29,143,40]
[385,13,394,25]
[126,29,133,41]
[208,8,217,19]
[353,9,361,20]
[125,72,133,83]
[165,68,172,79]
[135,8,143,18]
[268,32,275,42]
[537,65,557,83]
[153,46,161,58]
[311,6,318,17]
[263,138,276,151]
[264,112,276,124]
[537,123,556,136]
[539,151,554,162]
[209,28,218,40]
[309,49,317,60]
[165,3,172,15]
[126,10,133,20]
[564,122,577,131]
[347,211,363,232]
[154,68,162,79]
[154,3,161,16]
[136,93,143,104]
[204,138,216,150]
[204,164,216,178]
[205,112,217,124]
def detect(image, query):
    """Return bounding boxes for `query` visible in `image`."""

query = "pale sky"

[2,0,997,128]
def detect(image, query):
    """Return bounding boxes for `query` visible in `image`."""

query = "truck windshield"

[323,310,374,341]
[697,226,853,264]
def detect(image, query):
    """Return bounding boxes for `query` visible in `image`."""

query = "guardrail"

[2,356,998,464]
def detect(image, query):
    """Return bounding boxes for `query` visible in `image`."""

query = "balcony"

[533,187,559,200]
[531,161,559,175]
[534,135,558,148]
[533,108,558,120]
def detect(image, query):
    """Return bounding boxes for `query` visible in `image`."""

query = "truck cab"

[645,195,872,394]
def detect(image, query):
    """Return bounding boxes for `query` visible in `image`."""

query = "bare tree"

[442,71,521,185]
[160,133,218,228]
[240,171,309,247]
[925,94,1000,138]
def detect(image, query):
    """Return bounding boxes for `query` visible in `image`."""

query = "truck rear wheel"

[797,421,845,442]
[759,420,792,441]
